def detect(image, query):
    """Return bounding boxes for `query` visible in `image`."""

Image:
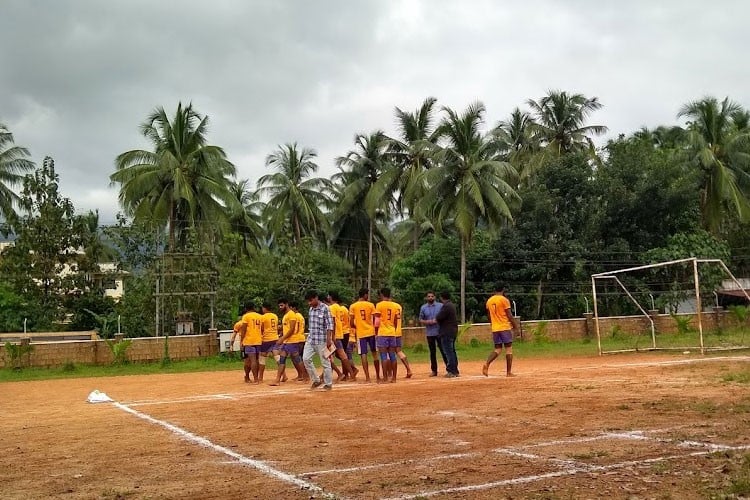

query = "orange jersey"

[339,304,350,335]
[281,310,301,344]
[261,312,279,341]
[350,300,375,338]
[395,303,403,337]
[486,294,512,331]
[240,311,263,346]
[292,311,306,343]
[375,300,400,336]
[329,303,344,339]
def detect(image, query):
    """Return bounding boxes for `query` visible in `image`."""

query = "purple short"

[260,340,277,354]
[282,343,301,356]
[334,339,345,350]
[243,345,261,355]
[493,330,513,346]
[358,336,377,355]
[376,336,397,350]
[394,337,403,348]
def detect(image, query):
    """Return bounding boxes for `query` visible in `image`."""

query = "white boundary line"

[300,453,476,477]
[299,426,731,477]
[381,444,750,500]
[111,402,327,496]
[119,355,750,407]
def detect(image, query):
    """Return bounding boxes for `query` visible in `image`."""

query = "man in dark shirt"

[435,291,459,377]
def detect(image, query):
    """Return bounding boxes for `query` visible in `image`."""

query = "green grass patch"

[722,370,750,384]
[1,330,748,383]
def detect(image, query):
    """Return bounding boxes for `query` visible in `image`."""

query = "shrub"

[4,341,34,370]
[670,313,692,335]
[105,338,132,365]
[531,321,550,344]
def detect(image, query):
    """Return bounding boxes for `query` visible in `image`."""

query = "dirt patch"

[1,353,749,499]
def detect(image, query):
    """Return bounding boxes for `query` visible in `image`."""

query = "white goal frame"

[591,257,750,355]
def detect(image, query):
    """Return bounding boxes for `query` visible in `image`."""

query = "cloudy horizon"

[2,0,748,224]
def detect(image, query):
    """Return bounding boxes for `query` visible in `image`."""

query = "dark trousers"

[439,334,458,375]
[427,335,448,374]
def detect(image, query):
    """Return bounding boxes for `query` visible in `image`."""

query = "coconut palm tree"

[527,90,608,156]
[334,131,393,291]
[256,143,331,245]
[111,103,238,251]
[0,122,34,223]
[421,102,519,321]
[375,97,441,249]
[228,179,265,255]
[493,107,541,185]
[678,96,750,233]
[329,166,390,288]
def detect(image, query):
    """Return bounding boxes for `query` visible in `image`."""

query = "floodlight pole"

[592,276,602,355]
[693,258,704,355]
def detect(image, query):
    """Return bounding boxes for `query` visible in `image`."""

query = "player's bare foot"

[406,372,413,379]
[244,375,250,383]
[269,381,280,386]
[281,375,288,382]
[507,372,516,377]
[482,363,489,377]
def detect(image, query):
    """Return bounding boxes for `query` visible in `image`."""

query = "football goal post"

[591,257,750,355]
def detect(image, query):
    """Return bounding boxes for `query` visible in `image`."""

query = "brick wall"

[0,311,745,368]
[0,334,215,368]
[400,310,742,347]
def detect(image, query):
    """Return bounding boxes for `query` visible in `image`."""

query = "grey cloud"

[1,0,749,222]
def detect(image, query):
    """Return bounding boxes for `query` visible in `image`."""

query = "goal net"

[591,258,750,355]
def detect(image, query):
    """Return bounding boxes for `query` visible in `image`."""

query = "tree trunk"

[168,199,176,252]
[293,215,302,245]
[535,278,544,319]
[367,218,374,293]
[460,236,466,323]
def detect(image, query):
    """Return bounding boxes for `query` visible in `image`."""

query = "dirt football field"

[1,353,749,499]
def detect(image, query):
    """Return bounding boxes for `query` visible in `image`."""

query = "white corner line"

[382,444,750,500]
[299,452,476,477]
[111,402,326,495]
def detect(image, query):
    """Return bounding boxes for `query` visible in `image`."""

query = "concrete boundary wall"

[0,333,216,368]
[0,311,744,368]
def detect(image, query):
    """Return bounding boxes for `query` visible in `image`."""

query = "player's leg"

[258,352,267,381]
[331,353,344,381]
[270,347,288,386]
[294,342,308,381]
[242,346,252,382]
[248,348,260,383]
[504,343,514,377]
[369,337,382,381]
[335,340,356,380]
[358,337,371,382]
[377,344,390,384]
[273,346,288,382]
[483,332,504,376]
[388,344,398,383]
[395,337,412,378]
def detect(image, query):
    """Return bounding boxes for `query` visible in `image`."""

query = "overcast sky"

[2,1,748,223]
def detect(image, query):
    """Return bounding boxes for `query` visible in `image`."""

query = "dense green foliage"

[2,93,750,332]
